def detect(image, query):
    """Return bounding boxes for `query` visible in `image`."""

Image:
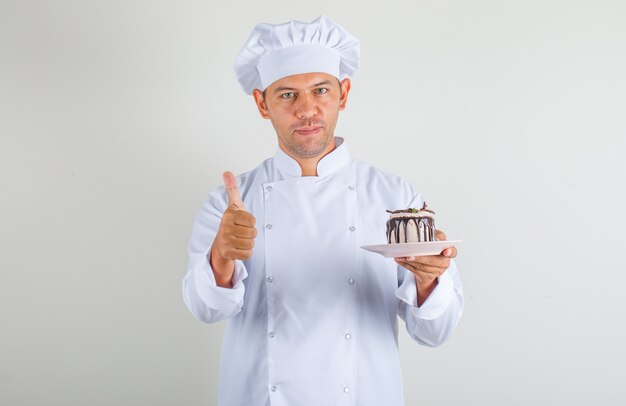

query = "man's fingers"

[403,259,449,272]
[224,207,256,226]
[435,229,458,256]
[229,236,256,250]
[224,248,254,261]
[435,229,447,241]
[395,258,444,275]
[223,171,244,209]
[442,246,457,258]
[230,224,257,239]
[233,211,256,228]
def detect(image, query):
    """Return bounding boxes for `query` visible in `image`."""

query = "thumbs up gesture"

[210,171,257,287]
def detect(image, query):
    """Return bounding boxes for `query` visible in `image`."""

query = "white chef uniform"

[183,137,464,406]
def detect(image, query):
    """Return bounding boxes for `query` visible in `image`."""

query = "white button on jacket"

[183,138,464,406]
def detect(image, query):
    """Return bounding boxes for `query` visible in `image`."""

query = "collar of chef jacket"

[272,136,350,179]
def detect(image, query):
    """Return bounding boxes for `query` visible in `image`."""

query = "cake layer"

[386,217,435,243]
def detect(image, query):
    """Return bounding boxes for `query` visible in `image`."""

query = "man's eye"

[314,88,328,94]
[281,92,295,99]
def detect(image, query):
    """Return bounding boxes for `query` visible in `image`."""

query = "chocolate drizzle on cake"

[386,202,436,243]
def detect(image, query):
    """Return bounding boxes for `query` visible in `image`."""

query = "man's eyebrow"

[311,80,332,87]
[272,80,334,94]
[273,86,296,94]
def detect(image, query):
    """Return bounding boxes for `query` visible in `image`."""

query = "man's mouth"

[294,126,322,135]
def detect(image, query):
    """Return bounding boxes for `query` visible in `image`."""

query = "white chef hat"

[233,15,360,95]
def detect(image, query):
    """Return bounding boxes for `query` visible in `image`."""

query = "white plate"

[361,240,462,258]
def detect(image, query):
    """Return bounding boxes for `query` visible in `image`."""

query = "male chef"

[183,15,464,406]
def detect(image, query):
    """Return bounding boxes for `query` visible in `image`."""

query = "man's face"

[253,72,351,161]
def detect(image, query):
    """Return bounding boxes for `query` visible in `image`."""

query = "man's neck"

[298,158,323,177]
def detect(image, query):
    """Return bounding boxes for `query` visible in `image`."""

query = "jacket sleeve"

[395,259,464,347]
[182,188,248,323]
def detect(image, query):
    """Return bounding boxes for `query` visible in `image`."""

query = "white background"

[1,0,625,405]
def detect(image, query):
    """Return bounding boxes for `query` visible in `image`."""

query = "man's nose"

[296,94,318,119]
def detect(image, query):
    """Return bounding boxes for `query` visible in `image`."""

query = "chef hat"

[233,15,360,95]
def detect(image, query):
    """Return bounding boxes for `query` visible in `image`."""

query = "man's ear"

[339,78,351,111]
[253,89,271,119]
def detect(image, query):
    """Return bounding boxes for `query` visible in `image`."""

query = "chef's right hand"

[210,171,257,287]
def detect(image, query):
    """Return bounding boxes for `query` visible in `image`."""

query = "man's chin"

[280,132,335,159]
[294,142,335,159]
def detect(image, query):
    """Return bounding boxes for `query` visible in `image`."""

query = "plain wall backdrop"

[1,0,625,405]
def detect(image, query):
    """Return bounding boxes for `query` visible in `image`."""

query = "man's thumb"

[223,171,244,209]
